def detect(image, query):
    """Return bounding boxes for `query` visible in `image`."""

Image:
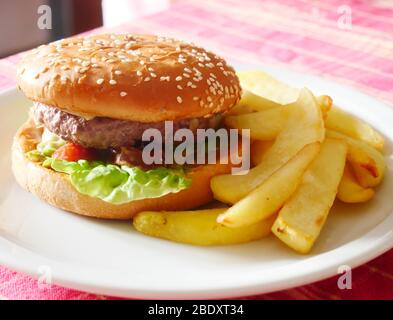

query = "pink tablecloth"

[1,0,392,300]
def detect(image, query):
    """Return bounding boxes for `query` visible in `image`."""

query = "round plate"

[1,65,392,299]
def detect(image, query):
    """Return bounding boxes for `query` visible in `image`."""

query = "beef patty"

[32,103,223,149]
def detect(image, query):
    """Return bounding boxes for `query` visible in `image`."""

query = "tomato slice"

[53,143,97,162]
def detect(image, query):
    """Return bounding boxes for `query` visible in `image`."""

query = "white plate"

[0,65,393,299]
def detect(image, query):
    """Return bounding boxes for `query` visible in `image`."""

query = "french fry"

[337,164,374,203]
[251,140,274,166]
[315,95,333,120]
[239,90,282,110]
[211,88,325,204]
[226,90,283,116]
[237,69,332,113]
[224,107,289,140]
[217,143,320,227]
[133,208,275,246]
[226,103,255,116]
[326,130,385,187]
[325,106,384,150]
[225,94,331,142]
[237,70,299,105]
[272,138,347,254]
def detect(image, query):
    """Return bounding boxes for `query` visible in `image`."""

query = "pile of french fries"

[133,70,386,254]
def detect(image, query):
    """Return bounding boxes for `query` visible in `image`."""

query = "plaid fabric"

[0,0,392,299]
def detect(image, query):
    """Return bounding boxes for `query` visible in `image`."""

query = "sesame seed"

[191,85,197,89]
[109,79,117,85]
[177,85,183,90]
[60,76,67,83]
[187,81,193,87]
[184,67,192,73]
[160,76,170,81]
[139,60,145,65]
[183,73,190,78]
[79,67,88,73]
[148,67,154,72]
[175,76,182,81]
[120,91,127,97]
[144,77,151,82]
[137,70,143,76]
[114,70,122,75]
[96,79,104,85]
[177,96,183,104]
[207,96,212,102]
[81,61,90,67]
[150,73,157,78]
[91,64,99,68]
[193,96,199,101]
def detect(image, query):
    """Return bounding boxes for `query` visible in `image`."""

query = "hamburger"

[12,34,242,219]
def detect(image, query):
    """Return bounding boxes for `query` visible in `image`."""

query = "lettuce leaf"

[26,131,192,204]
[48,158,191,204]
[37,129,66,156]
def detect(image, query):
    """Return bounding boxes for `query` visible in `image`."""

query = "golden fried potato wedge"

[228,93,332,118]
[211,88,325,204]
[272,138,347,254]
[337,164,374,203]
[240,90,282,110]
[226,95,331,140]
[237,70,299,105]
[315,95,333,120]
[251,140,274,166]
[217,143,320,227]
[226,103,255,116]
[326,130,385,187]
[325,107,384,150]
[224,107,289,140]
[133,208,274,246]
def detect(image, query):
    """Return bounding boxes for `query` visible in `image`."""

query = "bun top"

[16,34,241,122]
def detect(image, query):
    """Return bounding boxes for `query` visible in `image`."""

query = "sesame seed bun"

[12,119,234,219]
[16,34,241,122]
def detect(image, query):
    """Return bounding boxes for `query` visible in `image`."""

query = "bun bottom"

[12,120,233,220]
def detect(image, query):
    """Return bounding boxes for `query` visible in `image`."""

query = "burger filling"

[26,103,224,205]
[32,102,222,149]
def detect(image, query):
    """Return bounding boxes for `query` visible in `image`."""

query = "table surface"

[1,0,393,300]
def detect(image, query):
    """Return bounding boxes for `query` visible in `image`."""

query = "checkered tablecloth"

[1,0,392,299]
